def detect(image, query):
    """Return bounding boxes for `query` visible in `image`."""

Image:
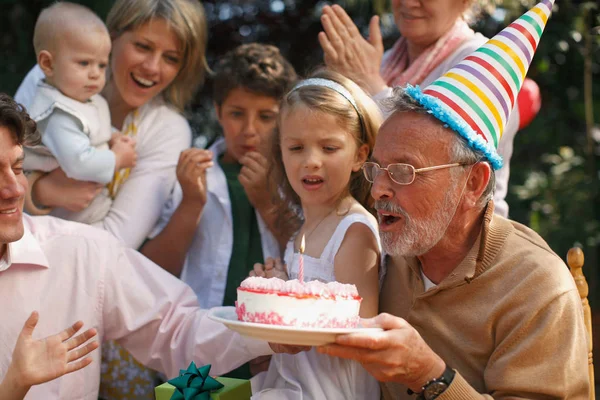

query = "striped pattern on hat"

[406,0,554,170]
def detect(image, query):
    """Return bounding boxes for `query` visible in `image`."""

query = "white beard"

[376,184,459,257]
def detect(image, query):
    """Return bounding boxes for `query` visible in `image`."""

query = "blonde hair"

[270,69,383,237]
[106,0,208,111]
[33,2,107,56]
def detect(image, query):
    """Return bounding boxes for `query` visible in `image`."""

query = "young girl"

[252,70,383,399]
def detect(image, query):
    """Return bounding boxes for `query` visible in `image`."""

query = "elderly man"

[319,88,589,398]
[0,93,291,399]
[319,0,590,398]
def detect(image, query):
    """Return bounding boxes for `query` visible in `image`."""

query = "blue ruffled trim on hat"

[405,85,503,170]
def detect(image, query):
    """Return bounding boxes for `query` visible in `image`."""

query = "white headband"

[289,78,365,137]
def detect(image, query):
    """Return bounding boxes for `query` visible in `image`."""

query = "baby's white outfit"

[25,81,114,224]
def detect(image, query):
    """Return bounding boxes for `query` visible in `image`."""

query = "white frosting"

[240,276,359,299]
[237,289,361,328]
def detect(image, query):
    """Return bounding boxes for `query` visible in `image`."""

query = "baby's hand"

[6,311,99,390]
[109,131,123,147]
[112,137,137,170]
[250,257,288,280]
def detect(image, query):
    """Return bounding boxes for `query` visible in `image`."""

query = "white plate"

[208,306,382,346]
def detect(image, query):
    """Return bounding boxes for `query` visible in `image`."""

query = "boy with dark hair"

[212,43,298,107]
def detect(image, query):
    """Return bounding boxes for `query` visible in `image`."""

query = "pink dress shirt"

[0,215,272,399]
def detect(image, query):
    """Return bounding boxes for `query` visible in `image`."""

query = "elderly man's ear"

[463,161,492,208]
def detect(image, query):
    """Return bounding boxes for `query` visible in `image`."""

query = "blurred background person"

[318,0,524,218]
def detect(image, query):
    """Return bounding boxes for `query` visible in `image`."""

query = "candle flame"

[300,234,305,253]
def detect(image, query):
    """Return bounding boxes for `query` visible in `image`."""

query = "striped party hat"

[406,0,555,170]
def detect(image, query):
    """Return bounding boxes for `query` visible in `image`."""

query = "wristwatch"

[408,365,456,400]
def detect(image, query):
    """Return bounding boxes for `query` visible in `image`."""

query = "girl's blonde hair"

[270,69,383,238]
[106,0,208,111]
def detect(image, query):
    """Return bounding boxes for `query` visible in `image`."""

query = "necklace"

[296,207,337,251]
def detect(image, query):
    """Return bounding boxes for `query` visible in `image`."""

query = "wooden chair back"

[568,247,595,399]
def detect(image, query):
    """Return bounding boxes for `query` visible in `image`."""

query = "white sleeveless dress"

[251,213,382,400]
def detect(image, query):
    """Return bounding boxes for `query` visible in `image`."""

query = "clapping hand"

[4,311,99,392]
[319,4,387,95]
[250,257,288,280]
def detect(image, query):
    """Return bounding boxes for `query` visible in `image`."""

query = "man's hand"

[6,311,99,390]
[177,148,213,207]
[317,313,446,392]
[319,4,387,95]
[250,257,288,280]
[238,151,270,210]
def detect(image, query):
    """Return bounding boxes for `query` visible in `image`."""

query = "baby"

[24,2,136,224]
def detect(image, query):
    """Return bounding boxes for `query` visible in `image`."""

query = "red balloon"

[517,77,542,130]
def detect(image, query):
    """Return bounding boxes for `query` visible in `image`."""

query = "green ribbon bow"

[168,362,224,400]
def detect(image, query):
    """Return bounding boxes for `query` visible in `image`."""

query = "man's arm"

[102,245,273,378]
[319,288,590,399]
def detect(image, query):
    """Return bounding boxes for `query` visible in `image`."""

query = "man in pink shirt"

[0,94,277,399]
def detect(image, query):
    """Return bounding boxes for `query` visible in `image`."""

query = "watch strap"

[407,364,456,399]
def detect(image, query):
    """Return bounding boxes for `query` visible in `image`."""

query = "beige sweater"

[380,204,590,399]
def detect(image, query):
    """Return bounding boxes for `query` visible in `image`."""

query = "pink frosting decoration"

[236,302,360,328]
[239,276,360,299]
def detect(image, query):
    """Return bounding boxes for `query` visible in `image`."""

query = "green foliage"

[503,0,600,304]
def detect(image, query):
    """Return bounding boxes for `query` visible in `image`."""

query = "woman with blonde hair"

[16,0,208,249]
[15,0,209,397]
[318,0,519,218]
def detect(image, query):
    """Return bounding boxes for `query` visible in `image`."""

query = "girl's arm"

[334,223,380,318]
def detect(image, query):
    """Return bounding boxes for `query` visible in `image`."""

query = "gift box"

[154,362,251,400]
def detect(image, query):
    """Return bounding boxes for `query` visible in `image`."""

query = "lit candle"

[298,234,305,283]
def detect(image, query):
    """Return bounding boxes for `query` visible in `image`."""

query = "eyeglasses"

[362,161,468,185]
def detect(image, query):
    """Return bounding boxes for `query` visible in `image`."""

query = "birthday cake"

[235,276,362,328]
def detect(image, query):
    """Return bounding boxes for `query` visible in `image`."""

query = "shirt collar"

[0,245,10,272]
[3,220,50,270]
